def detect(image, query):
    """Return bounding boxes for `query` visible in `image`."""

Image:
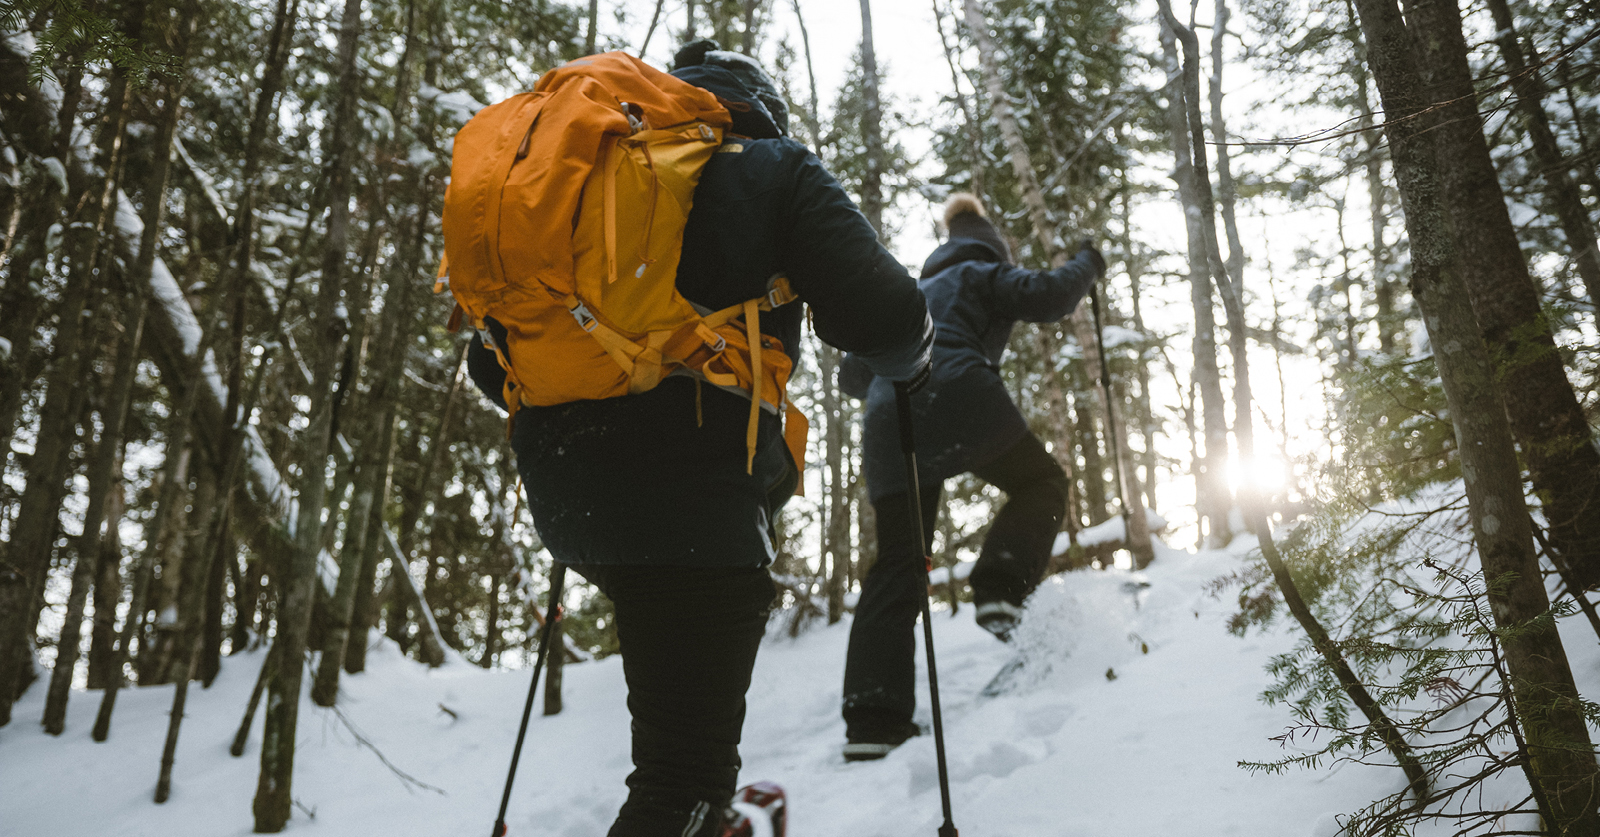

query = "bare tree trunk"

[1158,20,1230,548]
[822,346,849,623]
[254,0,363,829]
[1355,0,1599,822]
[154,452,220,803]
[788,0,823,147]
[932,0,983,200]
[585,0,599,54]
[87,447,129,689]
[960,0,1152,565]
[1484,0,1600,312]
[1203,0,1254,469]
[640,0,666,57]
[1345,0,1396,353]
[1402,0,1600,593]
[41,303,146,734]
[857,0,885,235]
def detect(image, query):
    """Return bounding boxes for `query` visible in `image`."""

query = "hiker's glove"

[1076,239,1107,278]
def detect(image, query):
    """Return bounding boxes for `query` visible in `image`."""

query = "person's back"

[839,193,1103,761]
[466,42,932,837]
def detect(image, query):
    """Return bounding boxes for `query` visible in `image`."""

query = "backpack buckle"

[569,300,598,332]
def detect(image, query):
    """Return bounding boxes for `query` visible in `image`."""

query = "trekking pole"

[491,562,568,837]
[1085,282,1133,541]
[894,380,959,837]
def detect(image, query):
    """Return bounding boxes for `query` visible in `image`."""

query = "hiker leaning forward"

[838,193,1105,762]
[466,41,932,837]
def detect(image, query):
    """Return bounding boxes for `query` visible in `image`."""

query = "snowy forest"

[1,0,1599,834]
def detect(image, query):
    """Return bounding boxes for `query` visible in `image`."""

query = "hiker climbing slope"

[840,193,1103,761]
[451,43,931,837]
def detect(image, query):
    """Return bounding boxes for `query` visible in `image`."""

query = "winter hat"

[672,39,790,136]
[943,192,1012,263]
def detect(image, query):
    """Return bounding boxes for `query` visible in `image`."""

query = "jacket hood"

[670,64,784,139]
[921,237,1006,278]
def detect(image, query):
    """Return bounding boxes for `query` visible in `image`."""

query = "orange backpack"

[439,52,806,487]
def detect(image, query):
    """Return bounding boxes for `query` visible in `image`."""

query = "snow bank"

[1052,507,1169,554]
[1,537,1478,837]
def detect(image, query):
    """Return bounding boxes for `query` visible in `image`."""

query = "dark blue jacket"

[468,64,932,567]
[845,236,1101,501]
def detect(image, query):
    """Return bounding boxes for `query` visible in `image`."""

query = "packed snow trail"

[9,538,1572,836]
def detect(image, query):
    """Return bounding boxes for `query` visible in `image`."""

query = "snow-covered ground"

[6,537,1591,836]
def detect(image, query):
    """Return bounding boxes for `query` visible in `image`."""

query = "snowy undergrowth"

[6,537,1538,836]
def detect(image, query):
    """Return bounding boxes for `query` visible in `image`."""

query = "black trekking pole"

[1085,283,1134,544]
[894,380,959,837]
[491,562,568,837]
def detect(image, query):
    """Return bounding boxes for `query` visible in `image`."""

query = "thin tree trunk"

[932,0,983,200]
[857,0,885,234]
[822,346,849,623]
[1346,0,1395,354]
[1158,19,1230,548]
[1402,0,1600,593]
[87,446,129,689]
[1484,0,1600,312]
[254,0,363,828]
[154,453,220,803]
[585,0,599,53]
[1203,0,1254,469]
[788,0,824,147]
[961,0,1152,566]
[41,303,146,734]
[639,0,666,57]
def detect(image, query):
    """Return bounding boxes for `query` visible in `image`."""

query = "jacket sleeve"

[838,353,874,400]
[778,147,932,382]
[988,246,1103,323]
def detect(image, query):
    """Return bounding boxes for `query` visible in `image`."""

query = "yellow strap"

[604,139,620,284]
[702,275,796,329]
[433,252,450,294]
[744,298,761,474]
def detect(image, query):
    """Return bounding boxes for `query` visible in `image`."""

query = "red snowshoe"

[720,781,787,837]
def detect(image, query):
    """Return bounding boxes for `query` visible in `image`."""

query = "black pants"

[841,432,1067,732]
[574,564,776,837]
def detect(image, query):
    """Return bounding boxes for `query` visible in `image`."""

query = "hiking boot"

[975,600,1023,642]
[841,719,922,762]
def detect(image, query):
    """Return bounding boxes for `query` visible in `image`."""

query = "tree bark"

[1352,0,1599,826]
[1402,0,1600,593]
[87,446,128,690]
[857,0,885,235]
[41,303,146,734]
[254,0,363,829]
